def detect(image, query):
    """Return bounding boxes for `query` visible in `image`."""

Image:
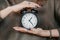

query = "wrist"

[40,29,59,37]
[0,7,13,19]
[51,29,59,37]
[11,4,24,12]
[39,30,50,37]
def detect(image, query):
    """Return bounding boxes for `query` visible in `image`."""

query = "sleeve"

[0,11,3,23]
[55,0,60,40]
[0,12,3,23]
[58,29,60,40]
[54,0,60,23]
[0,17,3,23]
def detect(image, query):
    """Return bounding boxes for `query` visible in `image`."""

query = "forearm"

[0,7,13,19]
[0,4,24,19]
[38,29,59,37]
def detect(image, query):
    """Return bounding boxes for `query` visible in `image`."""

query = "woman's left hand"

[13,27,59,37]
[13,27,43,36]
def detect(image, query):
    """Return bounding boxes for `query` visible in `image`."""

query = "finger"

[13,27,28,32]
[37,28,43,30]
[33,3,40,8]
[31,28,42,33]
[30,28,36,31]
[20,1,29,5]
[27,30,38,34]
[30,28,38,34]
[23,1,29,3]
[27,30,34,34]
[30,2,40,8]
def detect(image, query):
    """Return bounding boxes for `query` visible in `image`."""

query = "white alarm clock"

[20,8,41,29]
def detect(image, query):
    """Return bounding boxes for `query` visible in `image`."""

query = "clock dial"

[21,13,38,29]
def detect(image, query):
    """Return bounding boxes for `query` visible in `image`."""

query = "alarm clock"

[20,8,42,29]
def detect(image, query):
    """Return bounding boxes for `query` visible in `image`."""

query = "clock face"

[21,13,38,29]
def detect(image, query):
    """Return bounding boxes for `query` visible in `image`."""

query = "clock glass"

[21,13,38,29]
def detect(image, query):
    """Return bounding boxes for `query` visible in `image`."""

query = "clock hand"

[29,17,32,21]
[29,20,34,26]
[29,17,34,26]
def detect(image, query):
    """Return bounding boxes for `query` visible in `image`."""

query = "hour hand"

[29,17,34,26]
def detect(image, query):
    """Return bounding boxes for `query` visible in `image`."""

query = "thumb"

[13,27,28,32]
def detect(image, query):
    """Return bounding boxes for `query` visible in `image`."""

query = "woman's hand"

[0,1,40,19]
[13,27,59,37]
[13,27,43,36]
[11,1,40,12]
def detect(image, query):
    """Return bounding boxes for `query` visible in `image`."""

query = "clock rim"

[20,12,39,29]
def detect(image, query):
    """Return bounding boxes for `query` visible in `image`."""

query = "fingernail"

[13,27,19,30]
[13,27,16,29]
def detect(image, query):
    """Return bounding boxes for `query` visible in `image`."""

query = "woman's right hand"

[11,1,40,12]
[0,1,40,19]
